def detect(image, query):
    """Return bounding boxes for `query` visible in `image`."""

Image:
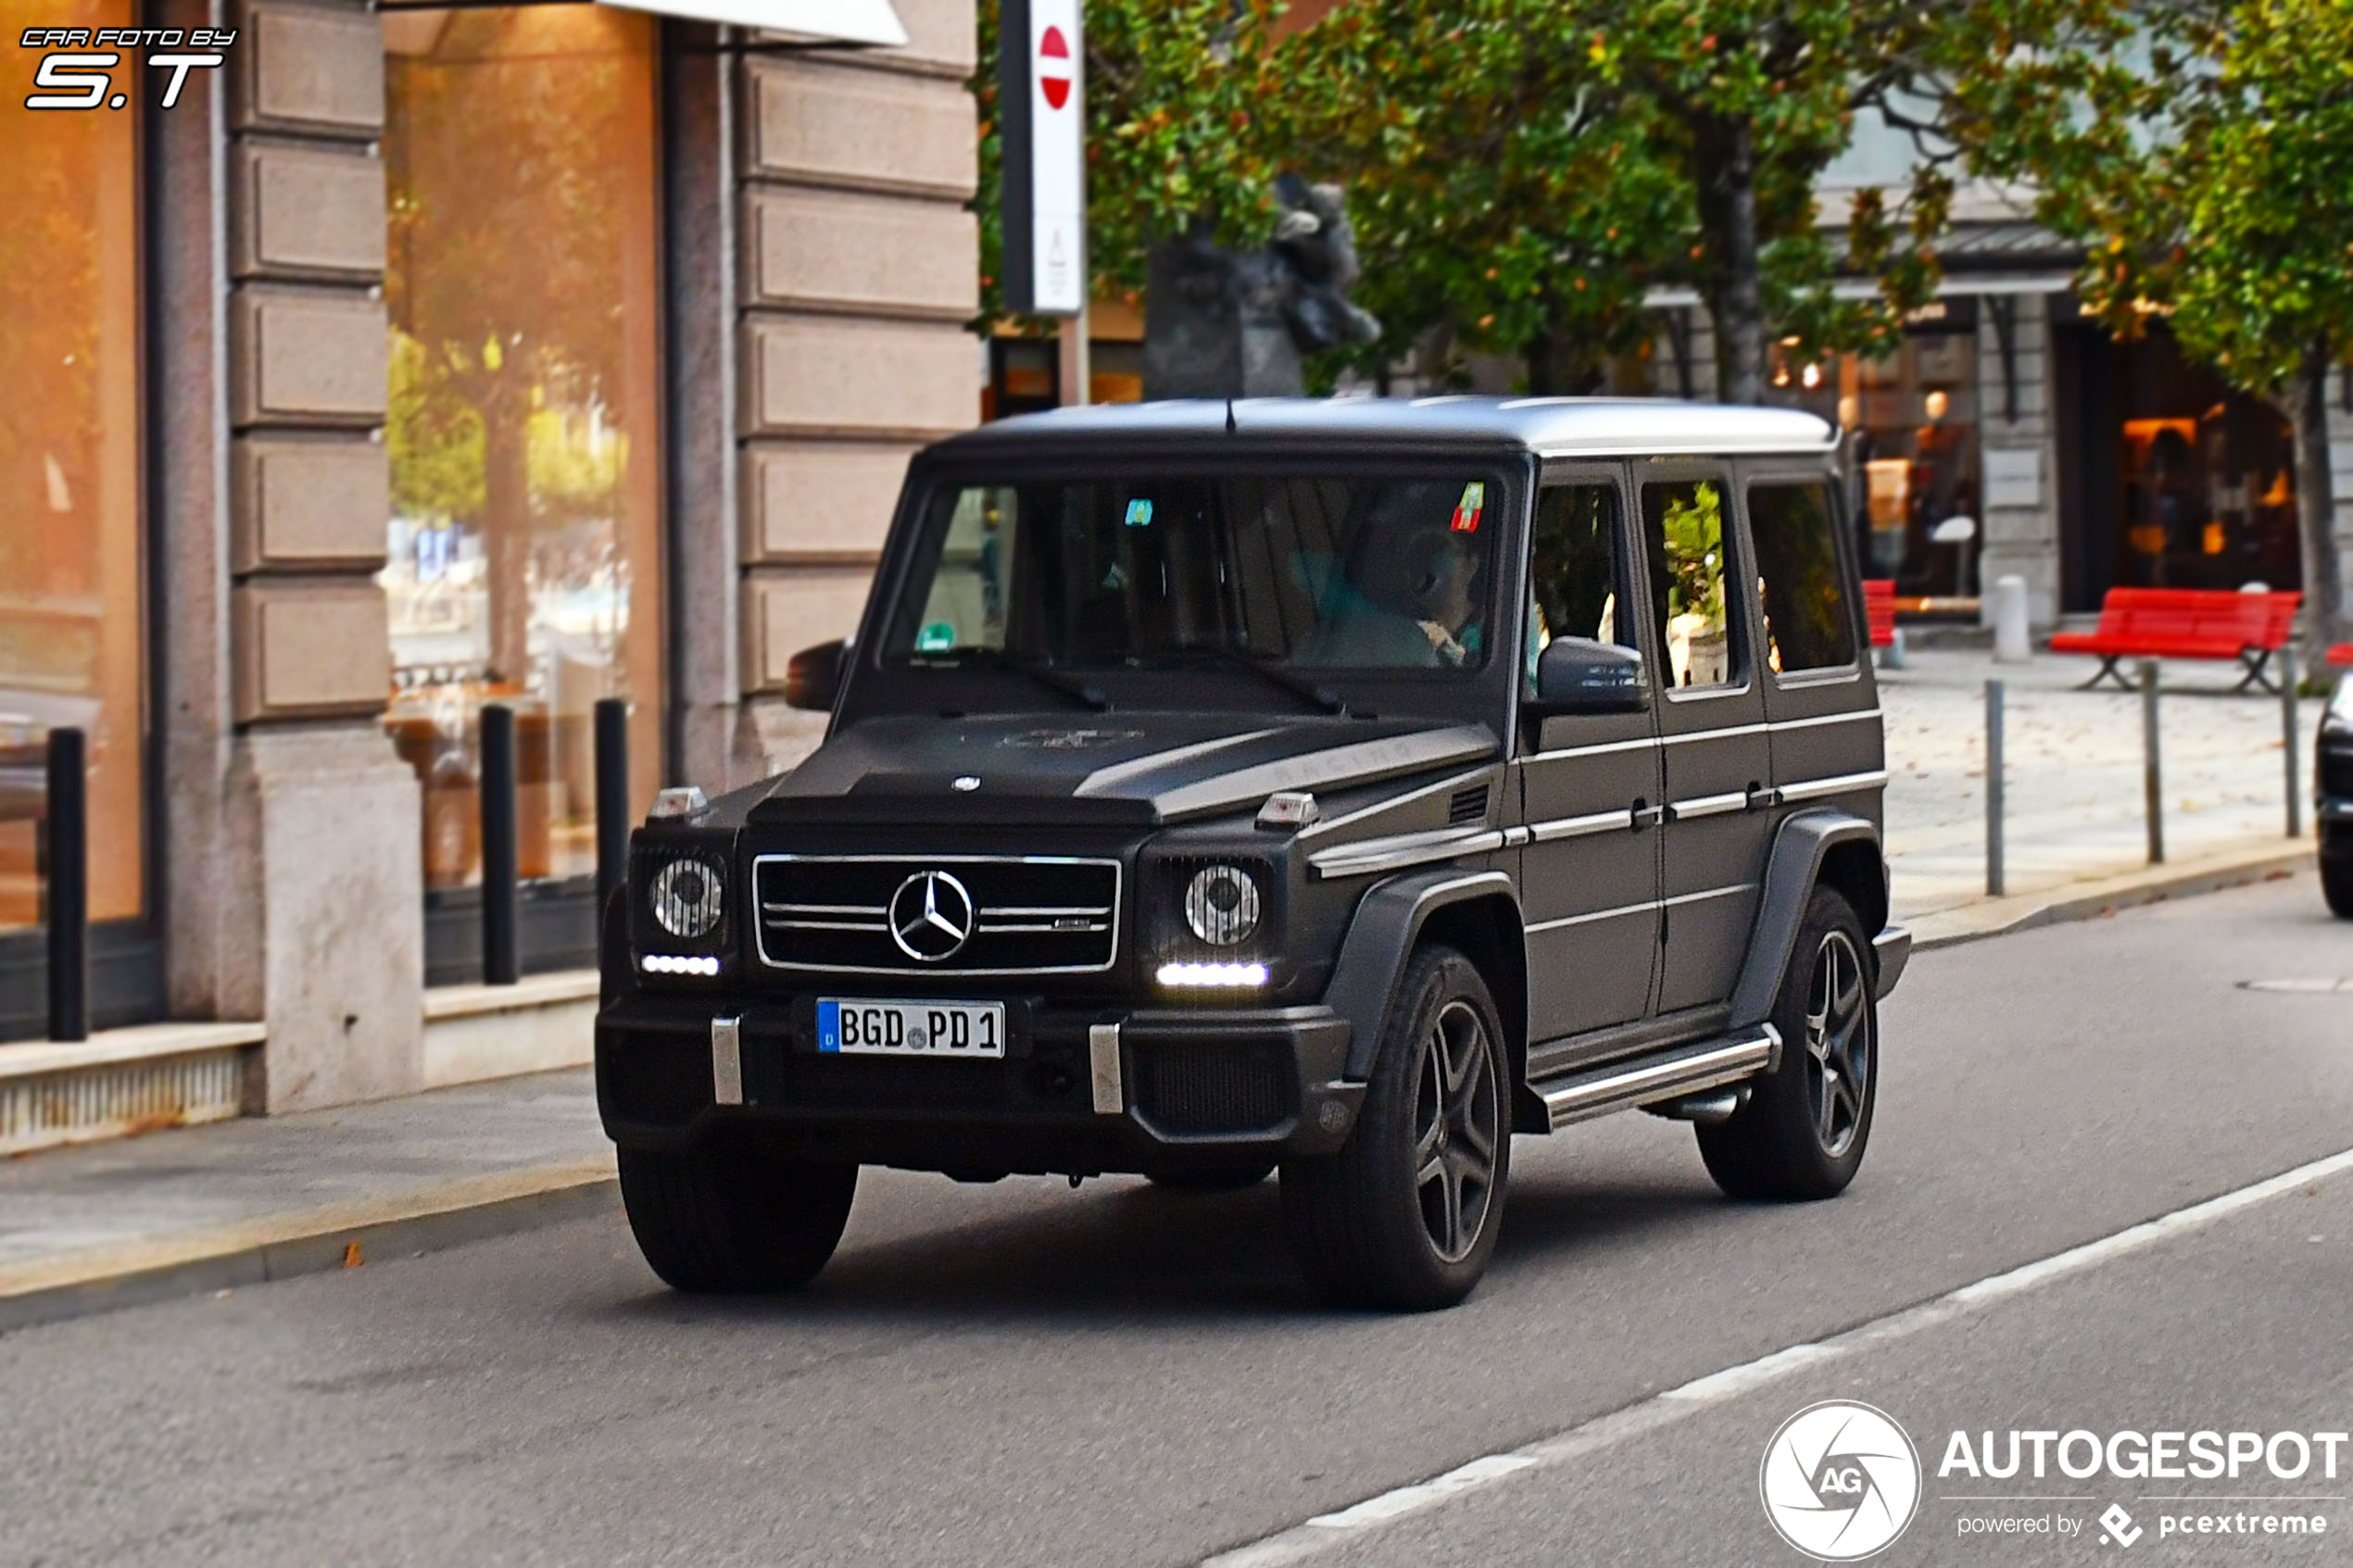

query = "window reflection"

[380,5,662,889]
[0,0,144,932]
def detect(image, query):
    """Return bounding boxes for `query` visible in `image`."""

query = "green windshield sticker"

[1125,497,1154,528]
[916,621,957,653]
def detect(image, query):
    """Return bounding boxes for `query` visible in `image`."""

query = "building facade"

[0,0,980,1134]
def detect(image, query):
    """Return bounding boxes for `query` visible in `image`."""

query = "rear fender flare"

[1324,869,1521,1082]
[1727,809,1883,1030]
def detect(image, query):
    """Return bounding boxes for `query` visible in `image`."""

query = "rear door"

[1745,467,1886,827]
[1512,467,1662,1046]
[1634,461,1774,1015]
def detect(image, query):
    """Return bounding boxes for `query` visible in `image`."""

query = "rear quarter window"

[1748,481,1857,675]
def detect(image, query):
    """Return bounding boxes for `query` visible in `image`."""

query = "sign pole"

[1000,0,1086,364]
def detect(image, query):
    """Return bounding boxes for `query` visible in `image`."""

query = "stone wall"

[1974,296,2063,631]
[734,0,980,776]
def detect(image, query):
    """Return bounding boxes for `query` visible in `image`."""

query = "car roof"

[934,395,1838,460]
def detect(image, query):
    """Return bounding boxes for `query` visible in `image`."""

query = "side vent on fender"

[1448,784,1490,828]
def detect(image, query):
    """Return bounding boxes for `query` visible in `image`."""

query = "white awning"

[598,0,907,46]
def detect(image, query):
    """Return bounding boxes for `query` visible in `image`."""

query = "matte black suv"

[2320,673,2353,916]
[598,397,1912,1309]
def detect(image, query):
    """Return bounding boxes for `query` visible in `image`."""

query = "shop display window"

[2108,328,2299,594]
[381,4,662,893]
[0,0,145,935]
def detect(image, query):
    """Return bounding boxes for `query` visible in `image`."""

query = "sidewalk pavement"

[0,648,2332,1331]
[1878,646,2322,924]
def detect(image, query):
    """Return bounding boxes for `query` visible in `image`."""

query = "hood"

[748,711,1500,828]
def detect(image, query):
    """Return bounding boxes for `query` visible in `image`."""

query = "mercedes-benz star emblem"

[887,870,975,962]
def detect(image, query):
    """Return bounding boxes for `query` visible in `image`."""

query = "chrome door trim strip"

[1307,825,1506,880]
[1667,791,1747,821]
[1526,897,1657,935]
[1523,734,1658,762]
[1775,769,1891,803]
[1528,808,1635,843]
[1768,708,1881,731]
[1662,882,1758,908]
[1662,722,1769,744]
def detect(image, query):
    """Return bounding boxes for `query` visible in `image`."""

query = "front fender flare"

[1323,868,1519,1081]
[1727,809,1882,1029]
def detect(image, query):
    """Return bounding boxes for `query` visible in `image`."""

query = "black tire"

[618,1142,857,1293]
[1146,1164,1276,1192]
[1697,886,1876,1201]
[2322,849,2353,919]
[1280,944,1511,1311]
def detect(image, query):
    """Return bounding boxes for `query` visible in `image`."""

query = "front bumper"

[597,989,1360,1177]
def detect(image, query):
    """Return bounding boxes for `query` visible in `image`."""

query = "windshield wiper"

[1162,646,1350,717]
[958,649,1113,711]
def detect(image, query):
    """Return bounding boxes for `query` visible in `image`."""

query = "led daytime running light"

[640,953,721,976]
[1156,960,1268,989]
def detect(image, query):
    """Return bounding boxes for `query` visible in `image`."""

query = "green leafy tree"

[1969,0,2352,649]
[973,0,1291,330]
[1566,0,2133,403]
[1285,2,1692,394]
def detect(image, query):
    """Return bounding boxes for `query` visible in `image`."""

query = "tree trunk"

[1524,320,1608,397]
[2286,339,2346,657]
[483,395,533,689]
[1694,115,1768,406]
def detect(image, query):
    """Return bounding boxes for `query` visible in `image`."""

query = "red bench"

[1862,578,1897,650]
[2047,586,2302,692]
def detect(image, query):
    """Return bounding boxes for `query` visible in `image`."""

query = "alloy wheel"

[1413,998,1501,1262]
[1803,930,1870,1158]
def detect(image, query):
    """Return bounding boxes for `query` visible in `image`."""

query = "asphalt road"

[5,874,2350,1568]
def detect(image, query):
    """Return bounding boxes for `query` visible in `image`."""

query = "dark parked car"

[2320,673,2353,916]
[598,398,1911,1309]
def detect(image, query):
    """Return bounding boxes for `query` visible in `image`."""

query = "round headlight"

[1182,864,1261,947]
[649,858,724,939]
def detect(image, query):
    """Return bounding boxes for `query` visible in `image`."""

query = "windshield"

[883,472,1504,673]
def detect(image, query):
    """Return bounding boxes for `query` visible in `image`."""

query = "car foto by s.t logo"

[1762,1401,1924,1561]
[19,26,233,111]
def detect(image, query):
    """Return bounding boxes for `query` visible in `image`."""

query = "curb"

[0,1157,618,1336]
[1909,845,2314,951]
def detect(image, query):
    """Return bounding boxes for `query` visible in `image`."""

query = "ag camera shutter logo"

[1760,1401,1922,1561]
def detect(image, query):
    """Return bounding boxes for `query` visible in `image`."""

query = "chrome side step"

[1533,1025,1780,1132]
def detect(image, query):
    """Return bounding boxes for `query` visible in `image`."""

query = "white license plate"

[816,998,1007,1059]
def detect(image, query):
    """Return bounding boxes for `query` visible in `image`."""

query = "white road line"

[1201,1143,2353,1568]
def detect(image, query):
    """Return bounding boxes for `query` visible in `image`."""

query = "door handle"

[1746,781,1781,810]
[1629,801,1666,830]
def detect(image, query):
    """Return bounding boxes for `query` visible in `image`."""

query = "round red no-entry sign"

[1038,24,1072,109]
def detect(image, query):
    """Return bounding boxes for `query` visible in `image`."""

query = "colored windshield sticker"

[1450,482,1486,533]
[916,621,957,652]
[1125,496,1154,528]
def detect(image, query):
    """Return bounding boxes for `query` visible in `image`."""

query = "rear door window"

[1748,481,1857,675]
[1636,476,1739,690]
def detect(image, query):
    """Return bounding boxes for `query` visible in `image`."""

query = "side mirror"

[1531,637,1649,715]
[785,639,846,712]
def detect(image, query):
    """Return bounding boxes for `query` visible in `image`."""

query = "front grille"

[2321,745,2353,799]
[753,855,1120,974]
[1448,784,1491,827]
[1134,1039,1293,1135]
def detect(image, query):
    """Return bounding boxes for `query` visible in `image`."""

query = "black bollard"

[479,703,519,985]
[45,727,88,1041]
[594,697,629,918]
